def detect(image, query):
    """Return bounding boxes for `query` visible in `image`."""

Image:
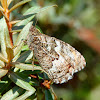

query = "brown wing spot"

[52,57,55,61]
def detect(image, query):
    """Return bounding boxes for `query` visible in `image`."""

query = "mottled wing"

[27,26,86,84]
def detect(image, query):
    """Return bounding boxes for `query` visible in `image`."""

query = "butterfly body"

[27,26,86,84]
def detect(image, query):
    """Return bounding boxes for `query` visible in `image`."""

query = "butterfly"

[27,26,86,84]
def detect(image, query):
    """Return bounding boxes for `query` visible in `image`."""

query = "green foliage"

[0,0,56,100]
[45,89,53,100]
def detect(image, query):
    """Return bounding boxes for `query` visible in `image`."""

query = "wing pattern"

[27,26,86,84]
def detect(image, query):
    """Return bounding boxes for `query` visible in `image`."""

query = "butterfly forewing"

[27,26,86,84]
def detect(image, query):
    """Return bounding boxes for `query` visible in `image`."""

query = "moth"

[27,26,86,84]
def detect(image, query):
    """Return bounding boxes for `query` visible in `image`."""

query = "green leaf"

[37,88,44,100]
[14,21,32,45]
[10,20,21,25]
[0,6,4,11]
[0,81,8,83]
[8,72,36,100]
[0,23,7,58]
[0,76,12,93]
[1,17,12,48]
[14,63,42,71]
[0,53,8,63]
[16,50,31,63]
[14,72,30,81]
[1,86,24,100]
[21,45,29,51]
[0,0,6,9]
[0,60,5,67]
[0,17,11,58]
[14,6,39,27]
[8,72,35,91]
[14,22,33,56]
[45,89,53,100]
[14,5,57,27]
[25,5,57,15]
[25,51,33,62]
[7,0,14,7]
[14,15,35,27]
[18,70,41,76]
[0,69,8,78]
[12,52,20,62]
[24,6,40,15]
[8,0,31,13]
[6,47,14,62]
[15,63,34,70]
[33,65,43,71]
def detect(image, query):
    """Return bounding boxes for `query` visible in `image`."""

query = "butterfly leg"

[32,50,34,67]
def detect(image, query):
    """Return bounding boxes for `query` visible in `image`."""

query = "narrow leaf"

[37,88,44,100]
[12,52,20,62]
[50,87,58,100]
[0,81,8,83]
[7,0,14,7]
[0,10,9,20]
[0,18,7,58]
[16,50,31,63]
[15,63,34,70]
[0,53,8,63]
[8,0,31,13]
[0,17,12,58]
[14,15,35,26]
[14,22,33,56]
[8,72,35,91]
[14,5,57,27]
[0,0,4,9]
[0,0,7,11]
[10,20,21,25]
[23,6,40,15]
[45,89,53,100]
[25,51,33,62]
[0,6,4,11]
[21,45,29,51]
[11,29,21,33]
[25,5,57,15]
[13,63,42,71]
[0,68,8,78]
[0,80,11,94]
[33,65,43,71]
[14,91,35,100]
[4,21,12,48]
[14,6,40,27]
[6,47,14,62]
[0,60,5,67]
[1,86,24,100]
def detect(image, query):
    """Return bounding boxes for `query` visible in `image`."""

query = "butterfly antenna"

[34,16,38,27]
[34,6,42,27]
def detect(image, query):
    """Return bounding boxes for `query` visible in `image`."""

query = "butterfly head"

[29,26,40,36]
